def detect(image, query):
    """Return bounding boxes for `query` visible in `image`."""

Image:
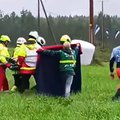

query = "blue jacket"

[110,46,120,72]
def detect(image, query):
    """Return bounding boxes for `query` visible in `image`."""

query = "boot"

[112,89,120,101]
[11,85,17,92]
[13,74,21,88]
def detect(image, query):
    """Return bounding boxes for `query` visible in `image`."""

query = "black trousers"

[18,74,36,93]
[13,74,21,89]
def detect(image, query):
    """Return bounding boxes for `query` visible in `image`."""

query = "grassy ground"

[1,63,120,120]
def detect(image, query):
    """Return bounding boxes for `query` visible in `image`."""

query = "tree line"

[0,9,120,48]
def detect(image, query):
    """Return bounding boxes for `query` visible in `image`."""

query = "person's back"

[25,44,38,68]
[110,46,120,74]
[0,43,10,60]
[11,37,27,92]
[13,44,24,60]
[59,42,76,75]
[17,38,38,93]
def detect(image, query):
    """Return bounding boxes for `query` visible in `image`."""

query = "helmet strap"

[29,35,36,40]
[37,41,42,46]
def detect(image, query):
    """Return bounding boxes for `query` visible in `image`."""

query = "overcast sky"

[0,0,119,17]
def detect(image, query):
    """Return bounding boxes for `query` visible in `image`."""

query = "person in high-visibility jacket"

[43,35,77,97]
[17,38,38,93]
[0,35,11,91]
[11,37,27,91]
[28,31,46,90]
[13,37,27,61]
[58,42,77,97]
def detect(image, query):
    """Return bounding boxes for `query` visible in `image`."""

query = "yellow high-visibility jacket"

[17,44,38,74]
[0,43,10,64]
[13,44,23,61]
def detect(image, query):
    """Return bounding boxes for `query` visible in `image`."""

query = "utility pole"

[39,0,57,44]
[38,0,40,33]
[101,0,104,49]
[89,0,95,45]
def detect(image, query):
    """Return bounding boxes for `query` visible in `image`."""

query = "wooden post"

[38,0,40,33]
[101,0,104,49]
[89,0,95,45]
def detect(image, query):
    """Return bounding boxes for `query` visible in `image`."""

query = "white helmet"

[36,36,46,46]
[16,37,26,44]
[29,31,39,39]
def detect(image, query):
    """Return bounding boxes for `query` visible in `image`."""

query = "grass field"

[1,63,120,120]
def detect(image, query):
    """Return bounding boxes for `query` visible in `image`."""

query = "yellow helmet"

[0,35,11,42]
[60,35,71,44]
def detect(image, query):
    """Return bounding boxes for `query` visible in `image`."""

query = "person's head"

[36,36,46,46]
[16,37,26,45]
[25,38,36,50]
[29,31,39,40]
[60,35,71,45]
[63,41,71,50]
[0,35,11,46]
[27,38,36,44]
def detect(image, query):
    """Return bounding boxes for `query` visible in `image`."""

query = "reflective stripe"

[20,69,35,74]
[25,48,37,67]
[59,60,76,64]
[20,67,35,70]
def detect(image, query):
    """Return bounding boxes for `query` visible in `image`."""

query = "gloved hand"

[5,63,11,68]
[9,64,20,71]
[6,57,16,64]
[110,72,114,80]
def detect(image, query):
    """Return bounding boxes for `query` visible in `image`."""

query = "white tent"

[71,39,95,65]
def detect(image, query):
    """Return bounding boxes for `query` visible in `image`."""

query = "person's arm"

[109,57,115,73]
[109,51,115,79]
[0,47,12,68]
[42,50,60,56]
[17,44,26,67]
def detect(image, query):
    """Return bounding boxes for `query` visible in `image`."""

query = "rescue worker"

[32,36,46,90]
[11,37,27,91]
[17,38,38,93]
[60,35,77,97]
[109,46,120,101]
[42,35,77,97]
[28,31,46,90]
[59,41,76,97]
[0,35,11,91]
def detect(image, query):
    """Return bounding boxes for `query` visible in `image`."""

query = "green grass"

[2,63,120,120]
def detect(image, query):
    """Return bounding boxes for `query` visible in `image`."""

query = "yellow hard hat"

[0,35,11,42]
[60,35,71,44]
